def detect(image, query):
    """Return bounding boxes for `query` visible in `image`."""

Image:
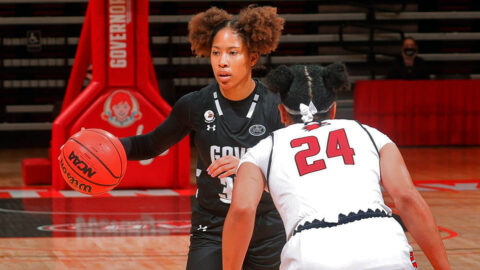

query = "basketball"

[58,128,127,195]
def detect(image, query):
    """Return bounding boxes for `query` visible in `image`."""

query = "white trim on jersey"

[246,94,259,118]
[213,92,224,116]
[214,91,261,118]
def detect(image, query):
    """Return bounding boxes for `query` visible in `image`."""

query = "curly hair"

[188,5,284,57]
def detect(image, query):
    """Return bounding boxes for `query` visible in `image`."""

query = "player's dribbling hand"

[206,155,239,179]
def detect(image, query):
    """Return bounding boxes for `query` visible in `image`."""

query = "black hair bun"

[324,62,350,92]
[265,65,294,97]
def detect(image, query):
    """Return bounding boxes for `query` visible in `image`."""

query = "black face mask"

[403,48,417,57]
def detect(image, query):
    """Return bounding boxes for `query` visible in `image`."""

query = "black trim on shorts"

[293,208,389,236]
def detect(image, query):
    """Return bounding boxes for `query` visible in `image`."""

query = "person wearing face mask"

[386,37,430,80]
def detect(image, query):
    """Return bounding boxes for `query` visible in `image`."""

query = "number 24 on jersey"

[290,129,355,176]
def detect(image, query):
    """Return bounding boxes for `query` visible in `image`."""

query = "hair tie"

[299,102,317,123]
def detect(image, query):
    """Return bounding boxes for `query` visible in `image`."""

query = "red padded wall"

[50,0,190,190]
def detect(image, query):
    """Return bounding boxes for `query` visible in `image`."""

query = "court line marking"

[437,226,458,240]
[0,180,478,198]
[0,188,197,198]
[37,219,192,234]
[0,207,192,215]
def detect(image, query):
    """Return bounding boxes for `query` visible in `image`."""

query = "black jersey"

[187,80,283,216]
[121,79,283,216]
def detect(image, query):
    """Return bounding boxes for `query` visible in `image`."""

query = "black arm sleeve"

[120,94,193,160]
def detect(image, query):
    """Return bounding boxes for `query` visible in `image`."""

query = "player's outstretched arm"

[380,143,450,270]
[119,94,192,160]
[222,162,265,270]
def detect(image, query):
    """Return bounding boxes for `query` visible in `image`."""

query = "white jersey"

[240,119,393,238]
[240,119,416,269]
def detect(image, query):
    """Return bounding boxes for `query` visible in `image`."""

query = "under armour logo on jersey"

[207,125,216,131]
[197,225,208,232]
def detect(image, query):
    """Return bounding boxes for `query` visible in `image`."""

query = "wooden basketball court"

[0,146,479,269]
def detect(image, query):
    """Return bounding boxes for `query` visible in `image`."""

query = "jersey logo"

[197,225,208,232]
[204,110,215,123]
[101,89,142,128]
[249,124,266,136]
[206,124,216,131]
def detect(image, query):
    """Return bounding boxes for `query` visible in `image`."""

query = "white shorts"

[280,217,416,270]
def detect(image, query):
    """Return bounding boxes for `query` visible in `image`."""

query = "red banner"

[354,80,480,146]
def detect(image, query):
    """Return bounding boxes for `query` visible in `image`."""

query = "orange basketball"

[58,128,127,195]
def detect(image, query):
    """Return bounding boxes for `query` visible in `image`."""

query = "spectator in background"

[387,37,430,80]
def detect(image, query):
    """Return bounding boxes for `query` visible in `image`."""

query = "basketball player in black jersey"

[119,6,286,270]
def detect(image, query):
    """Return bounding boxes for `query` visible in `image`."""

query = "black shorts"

[186,199,286,270]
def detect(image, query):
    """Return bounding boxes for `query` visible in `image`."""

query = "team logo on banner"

[101,89,142,128]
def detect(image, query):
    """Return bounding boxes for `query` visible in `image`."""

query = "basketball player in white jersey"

[222,64,450,270]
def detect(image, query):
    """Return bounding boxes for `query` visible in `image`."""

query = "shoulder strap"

[354,121,379,155]
[266,132,275,190]
[354,121,382,177]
